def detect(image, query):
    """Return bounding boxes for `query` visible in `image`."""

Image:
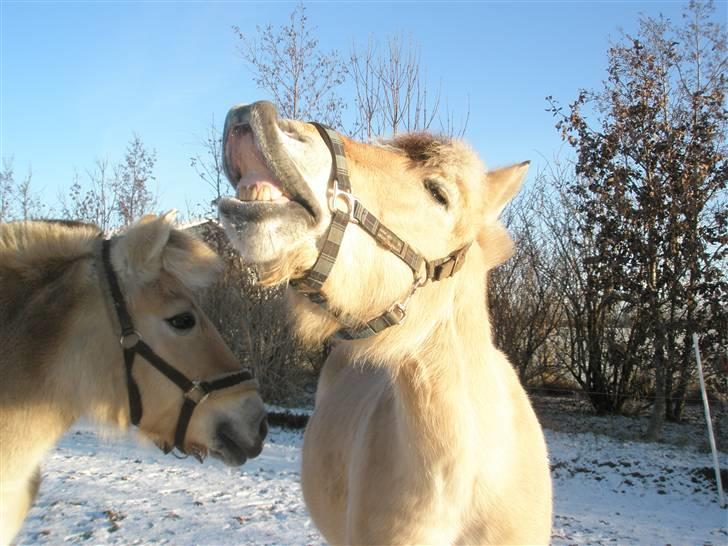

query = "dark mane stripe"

[389,132,451,162]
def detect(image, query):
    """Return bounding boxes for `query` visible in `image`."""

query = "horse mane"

[0,221,102,383]
[0,220,102,275]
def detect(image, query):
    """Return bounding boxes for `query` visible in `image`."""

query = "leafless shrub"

[190,221,321,405]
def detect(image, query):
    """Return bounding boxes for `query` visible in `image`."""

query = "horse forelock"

[388,132,452,163]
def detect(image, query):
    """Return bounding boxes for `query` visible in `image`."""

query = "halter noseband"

[291,124,471,340]
[99,238,256,455]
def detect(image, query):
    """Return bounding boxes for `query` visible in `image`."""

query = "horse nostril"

[258,415,268,440]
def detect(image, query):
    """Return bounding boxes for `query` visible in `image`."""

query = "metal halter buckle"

[185,382,210,405]
[384,276,426,327]
[120,329,142,349]
[329,179,358,217]
[385,301,408,325]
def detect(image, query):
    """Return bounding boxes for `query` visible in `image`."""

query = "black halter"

[291,124,471,339]
[99,239,255,454]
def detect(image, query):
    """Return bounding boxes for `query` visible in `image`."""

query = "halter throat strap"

[292,123,471,340]
[98,239,255,453]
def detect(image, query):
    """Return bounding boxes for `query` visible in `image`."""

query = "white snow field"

[14,419,728,545]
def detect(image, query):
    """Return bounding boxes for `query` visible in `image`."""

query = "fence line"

[528,386,727,404]
[693,333,726,508]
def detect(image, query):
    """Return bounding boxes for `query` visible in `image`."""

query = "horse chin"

[209,448,247,467]
[219,197,321,268]
[219,200,307,261]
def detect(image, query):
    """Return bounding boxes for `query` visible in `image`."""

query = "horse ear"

[163,230,223,290]
[115,211,177,285]
[477,222,515,270]
[483,161,529,222]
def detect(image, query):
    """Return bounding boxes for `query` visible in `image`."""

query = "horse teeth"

[269,186,283,200]
[237,183,283,202]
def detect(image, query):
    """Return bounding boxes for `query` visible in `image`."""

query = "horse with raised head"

[0,213,268,545]
[219,101,552,545]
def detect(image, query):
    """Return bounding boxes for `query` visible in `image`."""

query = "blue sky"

[1,0,716,218]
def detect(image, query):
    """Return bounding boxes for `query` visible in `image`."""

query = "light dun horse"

[0,213,267,545]
[219,101,552,545]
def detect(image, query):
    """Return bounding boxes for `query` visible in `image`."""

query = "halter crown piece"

[291,124,471,340]
[98,239,256,455]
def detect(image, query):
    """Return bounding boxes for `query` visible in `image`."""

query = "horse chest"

[301,364,469,543]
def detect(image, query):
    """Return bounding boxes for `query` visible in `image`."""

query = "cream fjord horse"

[219,101,552,545]
[0,214,268,546]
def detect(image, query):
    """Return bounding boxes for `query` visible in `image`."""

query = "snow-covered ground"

[15,420,728,545]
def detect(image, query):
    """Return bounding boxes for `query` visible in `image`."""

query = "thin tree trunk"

[647,323,667,440]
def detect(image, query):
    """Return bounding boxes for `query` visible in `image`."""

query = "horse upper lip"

[223,110,322,223]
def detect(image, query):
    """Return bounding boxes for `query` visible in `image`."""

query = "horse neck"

[37,252,129,428]
[0,249,129,482]
[357,249,497,459]
[72,251,132,425]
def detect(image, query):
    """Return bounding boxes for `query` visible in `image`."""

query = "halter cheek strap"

[98,239,256,454]
[291,124,471,340]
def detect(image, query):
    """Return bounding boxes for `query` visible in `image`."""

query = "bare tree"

[489,176,562,386]
[114,134,158,227]
[192,222,318,404]
[539,161,652,414]
[189,118,226,218]
[56,134,157,230]
[350,35,468,139]
[438,95,470,138]
[380,36,439,135]
[349,37,384,139]
[350,36,439,138]
[59,159,118,233]
[233,3,347,129]
[0,158,15,223]
[0,159,47,221]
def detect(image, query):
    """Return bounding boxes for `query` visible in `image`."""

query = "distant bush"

[187,220,323,406]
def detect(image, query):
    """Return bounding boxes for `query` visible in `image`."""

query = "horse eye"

[425,180,449,208]
[166,312,196,331]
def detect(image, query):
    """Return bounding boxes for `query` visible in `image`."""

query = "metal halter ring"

[386,301,408,325]
[329,179,358,216]
[185,382,210,405]
[120,330,142,349]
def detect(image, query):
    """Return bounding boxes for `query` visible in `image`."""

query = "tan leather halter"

[291,124,471,340]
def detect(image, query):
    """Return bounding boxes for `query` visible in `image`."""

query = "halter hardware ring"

[386,301,408,325]
[185,382,210,405]
[381,276,424,327]
[329,179,358,217]
[120,330,142,349]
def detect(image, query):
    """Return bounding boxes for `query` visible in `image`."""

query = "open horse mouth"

[219,101,323,228]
